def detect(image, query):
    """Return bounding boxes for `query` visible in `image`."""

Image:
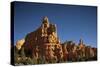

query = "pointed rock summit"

[42,16,49,24]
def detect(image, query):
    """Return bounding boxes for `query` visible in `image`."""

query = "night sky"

[13,1,97,47]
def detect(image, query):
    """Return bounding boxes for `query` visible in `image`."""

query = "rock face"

[14,16,97,65]
[16,39,25,50]
[23,16,63,62]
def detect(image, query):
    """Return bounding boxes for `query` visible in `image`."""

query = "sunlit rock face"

[16,39,25,50]
[23,16,63,61]
[14,16,97,64]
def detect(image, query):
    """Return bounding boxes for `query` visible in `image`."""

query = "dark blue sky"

[14,2,97,47]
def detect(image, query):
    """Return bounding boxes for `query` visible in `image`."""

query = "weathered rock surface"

[15,16,97,64]
[16,39,25,50]
[23,16,63,62]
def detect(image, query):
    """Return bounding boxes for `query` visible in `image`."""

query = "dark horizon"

[13,2,97,48]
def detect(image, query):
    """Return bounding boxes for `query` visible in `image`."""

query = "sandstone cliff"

[14,16,97,65]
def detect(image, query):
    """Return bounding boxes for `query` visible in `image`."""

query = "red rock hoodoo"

[23,16,63,62]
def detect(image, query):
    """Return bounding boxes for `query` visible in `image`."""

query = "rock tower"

[23,16,63,62]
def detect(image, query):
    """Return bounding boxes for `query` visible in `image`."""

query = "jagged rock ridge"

[14,16,97,65]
